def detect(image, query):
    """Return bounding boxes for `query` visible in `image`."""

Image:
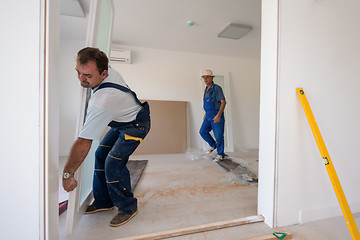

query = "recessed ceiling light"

[218,23,252,40]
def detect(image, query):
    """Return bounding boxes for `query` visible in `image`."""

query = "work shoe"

[84,204,115,214]
[205,147,216,154]
[213,155,225,162]
[109,208,138,227]
[214,154,230,162]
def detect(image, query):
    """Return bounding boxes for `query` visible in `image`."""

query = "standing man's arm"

[62,137,93,192]
[213,98,226,123]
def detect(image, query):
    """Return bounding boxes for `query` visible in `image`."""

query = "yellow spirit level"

[296,88,360,240]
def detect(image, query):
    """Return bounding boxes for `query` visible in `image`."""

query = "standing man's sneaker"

[84,204,115,214]
[213,154,230,162]
[205,147,216,154]
[110,208,138,227]
[213,155,225,162]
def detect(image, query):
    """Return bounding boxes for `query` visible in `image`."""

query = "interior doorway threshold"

[115,215,264,240]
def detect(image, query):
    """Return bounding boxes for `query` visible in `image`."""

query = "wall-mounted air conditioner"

[109,49,131,64]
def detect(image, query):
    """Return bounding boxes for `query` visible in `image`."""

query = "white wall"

[59,44,260,154]
[59,38,85,156]
[109,44,260,152]
[260,0,360,227]
[0,1,42,239]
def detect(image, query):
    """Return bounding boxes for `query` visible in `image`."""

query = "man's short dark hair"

[77,47,109,74]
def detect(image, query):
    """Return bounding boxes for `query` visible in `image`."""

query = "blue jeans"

[92,125,149,214]
[199,114,225,156]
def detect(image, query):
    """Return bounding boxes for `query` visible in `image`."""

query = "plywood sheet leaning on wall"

[133,100,188,154]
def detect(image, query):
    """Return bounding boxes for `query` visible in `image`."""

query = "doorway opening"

[57,0,263,239]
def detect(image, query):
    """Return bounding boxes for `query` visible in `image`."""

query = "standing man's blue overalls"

[199,69,226,160]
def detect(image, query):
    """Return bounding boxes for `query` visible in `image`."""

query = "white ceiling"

[61,0,261,59]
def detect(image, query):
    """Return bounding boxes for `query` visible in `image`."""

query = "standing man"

[199,69,226,162]
[62,47,150,227]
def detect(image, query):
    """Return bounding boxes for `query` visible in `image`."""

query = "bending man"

[62,47,150,227]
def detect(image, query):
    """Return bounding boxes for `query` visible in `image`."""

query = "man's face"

[202,75,214,86]
[76,60,107,88]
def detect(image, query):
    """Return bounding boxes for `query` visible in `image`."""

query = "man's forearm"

[217,99,226,117]
[63,137,93,174]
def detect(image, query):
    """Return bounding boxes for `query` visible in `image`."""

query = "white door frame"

[44,0,280,238]
[257,0,280,228]
[41,0,60,239]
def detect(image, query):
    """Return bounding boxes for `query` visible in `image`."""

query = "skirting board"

[115,215,264,240]
[299,200,360,224]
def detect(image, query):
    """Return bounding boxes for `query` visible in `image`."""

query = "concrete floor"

[59,151,360,240]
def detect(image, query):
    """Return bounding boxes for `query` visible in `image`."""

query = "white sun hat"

[202,69,214,77]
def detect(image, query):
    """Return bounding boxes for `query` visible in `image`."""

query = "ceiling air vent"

[218,23,252,40]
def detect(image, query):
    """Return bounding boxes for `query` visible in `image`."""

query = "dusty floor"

[59,151,359,240]
[59,151,258,239]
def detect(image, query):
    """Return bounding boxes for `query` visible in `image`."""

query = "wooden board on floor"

[127,160,148,190]
[217,159,258,182]
[217,158,240,170]
[242,232,292,240]
[116,215,264,240]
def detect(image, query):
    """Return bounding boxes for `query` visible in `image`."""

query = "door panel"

[66,0,114,235]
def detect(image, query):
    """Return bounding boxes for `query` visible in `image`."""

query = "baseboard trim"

[300,200,360,224]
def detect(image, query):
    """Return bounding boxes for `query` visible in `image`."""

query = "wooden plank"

[242,232,292,240]
[217,159,258,182]
[217,158,240,170]
[115,215,264,240]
